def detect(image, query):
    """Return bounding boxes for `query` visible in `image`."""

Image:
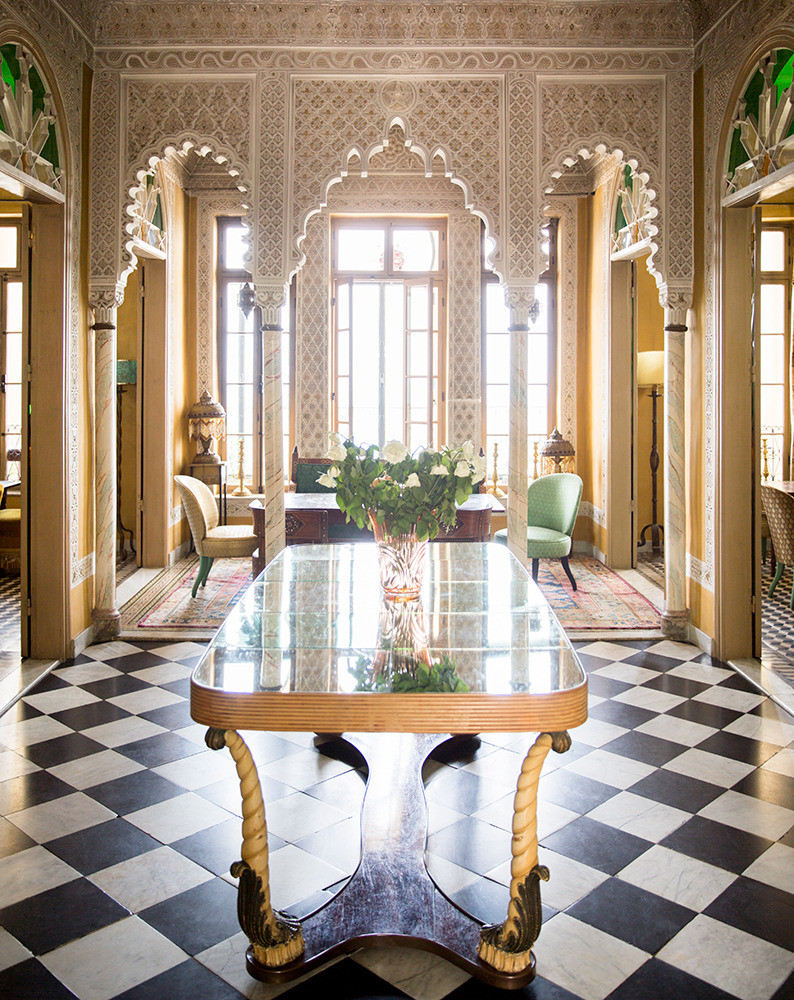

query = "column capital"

[255,279,288,328]
[658,282,693,329]
[89,284,124,327]
[503,283,539,328]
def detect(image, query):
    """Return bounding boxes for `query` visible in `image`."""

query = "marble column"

[90,299,120,639]
[660,285,692,641]
[258,281,287,565]
[505,285,539,568]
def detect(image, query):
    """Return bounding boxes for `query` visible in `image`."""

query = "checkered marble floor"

[1,638,794,1000]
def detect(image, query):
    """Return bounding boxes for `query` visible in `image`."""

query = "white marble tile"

[587,791,690,842]
[152,750,236,790]
[265,790,350,843]
[198,931,308,998]
[0,925,30,972]
[575,641,641,662]
[657,913,794,1000]
[591,662,660,685]
[0,715,73,749]
[662,748,756,787]
[617,844,736,911]
[427,800,468,835]
[140,640,206,662]
[612,686,686,713]
[534,912,648,1000]
[106,687,185,715]
[667,661,734,684]
[692,686,766,713]
[425,852,479,894]
[125,791,233,843]
[743,842,794,895]
[268,844,346,910]
[259,747,352,789]
[0,846,79,907]
[174,723,210,746]
[645,640,702,661]
[482,847,607,911]
[699,790,794,841]
[22,686,100,714]
[724,713,794,748]
[634,714,717,747]
[89,845,214,911]
[0,748,39,782]
[53,662,121,685]
[763,747,794,778]
[128,661,194,685]
[48,749,144,790]
[40,915,187,1000]
[563,749,656,789]
[569,717,629,749]
[353,947,470,1000]
[459,747,523,786]
[80,641,144,662]
[82,716,168,748]
[8,791,116,842]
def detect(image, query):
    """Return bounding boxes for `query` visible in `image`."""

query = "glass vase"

[369,513,428,600]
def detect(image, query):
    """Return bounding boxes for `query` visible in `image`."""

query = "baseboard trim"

[71,622,96,658]
[688,621,714,656]
[572,540,606,563]
[168,541,191,566]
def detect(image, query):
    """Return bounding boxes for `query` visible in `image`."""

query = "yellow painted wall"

[116,271,138,551]
[635,258,665,543]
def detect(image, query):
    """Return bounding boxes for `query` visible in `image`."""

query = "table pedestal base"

[243,732,546,990]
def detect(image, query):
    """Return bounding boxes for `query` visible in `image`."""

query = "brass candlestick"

[487,443,506,498]
[232,438,251,497]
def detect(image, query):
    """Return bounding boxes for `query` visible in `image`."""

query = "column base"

[91,607,121,641]
[661,608,690,642]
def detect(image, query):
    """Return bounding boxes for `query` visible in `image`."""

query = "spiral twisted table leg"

[478,731,571,972]
[206,728,304,966]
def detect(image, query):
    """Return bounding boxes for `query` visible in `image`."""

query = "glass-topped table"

[191,543,587,988]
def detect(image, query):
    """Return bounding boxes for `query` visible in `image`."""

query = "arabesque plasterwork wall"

[546,198,578,452]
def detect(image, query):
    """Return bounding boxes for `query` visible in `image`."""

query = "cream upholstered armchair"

[174,475,258,597]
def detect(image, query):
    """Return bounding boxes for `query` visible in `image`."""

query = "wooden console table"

[191,542,587,989]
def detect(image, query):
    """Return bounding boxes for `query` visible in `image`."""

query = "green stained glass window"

[728,48,794,184]
[0,43,60,173]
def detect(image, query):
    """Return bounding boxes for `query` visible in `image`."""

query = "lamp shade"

[540,428,575,474]
[637,351,664,387]
[188,390,226,464]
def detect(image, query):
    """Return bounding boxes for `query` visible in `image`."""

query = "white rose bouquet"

[318,435,488,541]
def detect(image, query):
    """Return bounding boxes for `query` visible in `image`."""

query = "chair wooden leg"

[531,559,539,582]
[560,556,577,591]
[768,561,784,598]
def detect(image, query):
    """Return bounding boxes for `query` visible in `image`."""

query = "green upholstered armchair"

[290,446,336,493]
[494,472,584,590]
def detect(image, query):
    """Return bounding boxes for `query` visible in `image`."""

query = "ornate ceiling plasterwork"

[90,2,695,48]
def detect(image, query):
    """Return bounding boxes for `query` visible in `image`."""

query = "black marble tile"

[296,817,361,873]
[663,699,742,730]
[449,973,581,999]
[574,652,615,672]
[267,957,412,1000]
[46,818,161,875]
[599,730,685,768]
[51,700,132,731]
[171,817,285,876]
[587,699,656,729]
[630,769,723,813]
[660,815,774,874]
[620,650,683,671]
[731,767,794,809]
[0,769,75,813]
[538,768,617,815]
[101,650,172,672]
[606,959,737,1000]
[1,699,42,723]
[137,700,195,730]
[85,769,185,813]
[716,671,762,692]
[773,969,794,1000]
[112,959,245,1000]
[79,673,150,699]
[194,773,293,817]
[567,877,695,953]
[139,877,239,954]
[541,816,651,875]
[448,874,509,925]
[0,814,36,857]
[158,676,191,698]
[583,672,633,699]
[0,877,128,953]
[115,731,203,768]
[425,764,506,814]
[19,732,106,768]
[705,876,794,952]
[0,958,79,1000]
[427,816,509,874]
[641,673,711,697]
[25,671,71,693]
[696,730,781,766]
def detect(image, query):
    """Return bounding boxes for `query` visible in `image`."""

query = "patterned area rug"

[119,555,253,639]
[536,555,662,632]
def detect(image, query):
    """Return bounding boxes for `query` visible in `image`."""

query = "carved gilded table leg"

[478,730,571,972]
[205,728,305,966]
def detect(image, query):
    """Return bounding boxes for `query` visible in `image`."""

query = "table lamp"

[540,428,575,475]
[188,390,226,464]
[637,350,664,554]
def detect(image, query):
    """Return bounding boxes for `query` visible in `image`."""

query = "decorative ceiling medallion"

[379,80,417,114]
